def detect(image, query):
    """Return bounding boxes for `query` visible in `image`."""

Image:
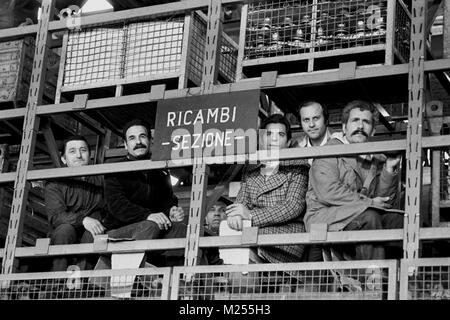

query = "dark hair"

[298,101,329,123]
[217,195,233,206]
[341,100,379,125]
[61,135,89,155]
[260,114,292,141]
[122,119,151,140]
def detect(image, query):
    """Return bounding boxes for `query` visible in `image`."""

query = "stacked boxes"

[0,37,59,108]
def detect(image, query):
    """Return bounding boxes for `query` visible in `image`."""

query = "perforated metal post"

[403,0,428,261]
[184,0,223,272]
[201,0,223,93]
[1,0,55,274]
[0,144,9,221]
[445,0,450,59]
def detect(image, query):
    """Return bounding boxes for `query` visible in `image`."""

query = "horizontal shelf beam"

[47,0,209,33]
[1,60,449,122]
[424,58,450,72]
[0,109,26,122]
[1,135,449,183]
[6,227,450,259]
[0,25,38,42]
[14,238,186,258]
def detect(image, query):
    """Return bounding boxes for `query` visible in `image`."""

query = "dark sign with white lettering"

[152,90,260,161]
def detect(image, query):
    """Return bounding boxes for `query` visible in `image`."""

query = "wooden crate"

[0,37,59,109]
[237,0,411,78]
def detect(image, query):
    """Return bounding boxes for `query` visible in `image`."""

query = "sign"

[152,90,260,161]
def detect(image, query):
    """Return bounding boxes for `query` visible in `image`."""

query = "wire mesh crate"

[0,267,171,300]
[400,258,450,300]
[124,20,184,79]
[171,260,398,300]
[63,26,125,86]
[237,0,411,77]
[57,11,238,101]
[0,37,59,109]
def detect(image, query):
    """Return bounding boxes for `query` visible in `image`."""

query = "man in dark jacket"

[103,119,186,266]
[45,135,105,271]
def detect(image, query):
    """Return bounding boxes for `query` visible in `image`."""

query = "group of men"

[44,100,404,272]
[45,120,186,271]
[224,100,403,263]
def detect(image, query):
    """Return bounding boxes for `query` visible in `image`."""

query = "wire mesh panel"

[171,260,397,300]
[187,12,208,86]
[0,267,170,300]
[64,26,125,86]
[124,19,184,79]
[394,0,411,63]
[244,0,391,60]
[401,258,450,300]
[220,35,238,82]
[188,12,238,85]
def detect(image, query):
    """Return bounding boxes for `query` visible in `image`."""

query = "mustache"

[351,130,368,137]
[133,143,147,150]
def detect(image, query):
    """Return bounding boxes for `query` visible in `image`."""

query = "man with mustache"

[102,119,186,266]
[305,100,403,260]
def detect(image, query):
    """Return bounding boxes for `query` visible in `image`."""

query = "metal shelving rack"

[0,0,449,300]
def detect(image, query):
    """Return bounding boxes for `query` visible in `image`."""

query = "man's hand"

[82,217,105,236]
[225,203,251,220]
[147,212,172,230]
[169,206,185,222]
[385,154,401,173]
[227,215,243,231]
[372,196,392,209]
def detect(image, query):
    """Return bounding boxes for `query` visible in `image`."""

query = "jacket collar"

[298,127,334,148]
[126,153,151,161]
[330,135,365,180]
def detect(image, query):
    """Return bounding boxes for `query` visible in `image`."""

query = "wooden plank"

[445,0,450,59]
[384,0,396,65]
[46,0,210,32]
[6,226,450,259]
[2,135,450,184]
[41,118,61,168]
[242,44,387,67]
[54,32,68,104]
[60,72,182,92]
[0,25,37,42]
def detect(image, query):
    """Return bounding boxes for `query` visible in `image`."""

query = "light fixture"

[170,175,179,186]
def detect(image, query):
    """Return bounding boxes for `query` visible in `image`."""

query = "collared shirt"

[296,128,334,165]
[305,129,331,148]
[260,161,280,179]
